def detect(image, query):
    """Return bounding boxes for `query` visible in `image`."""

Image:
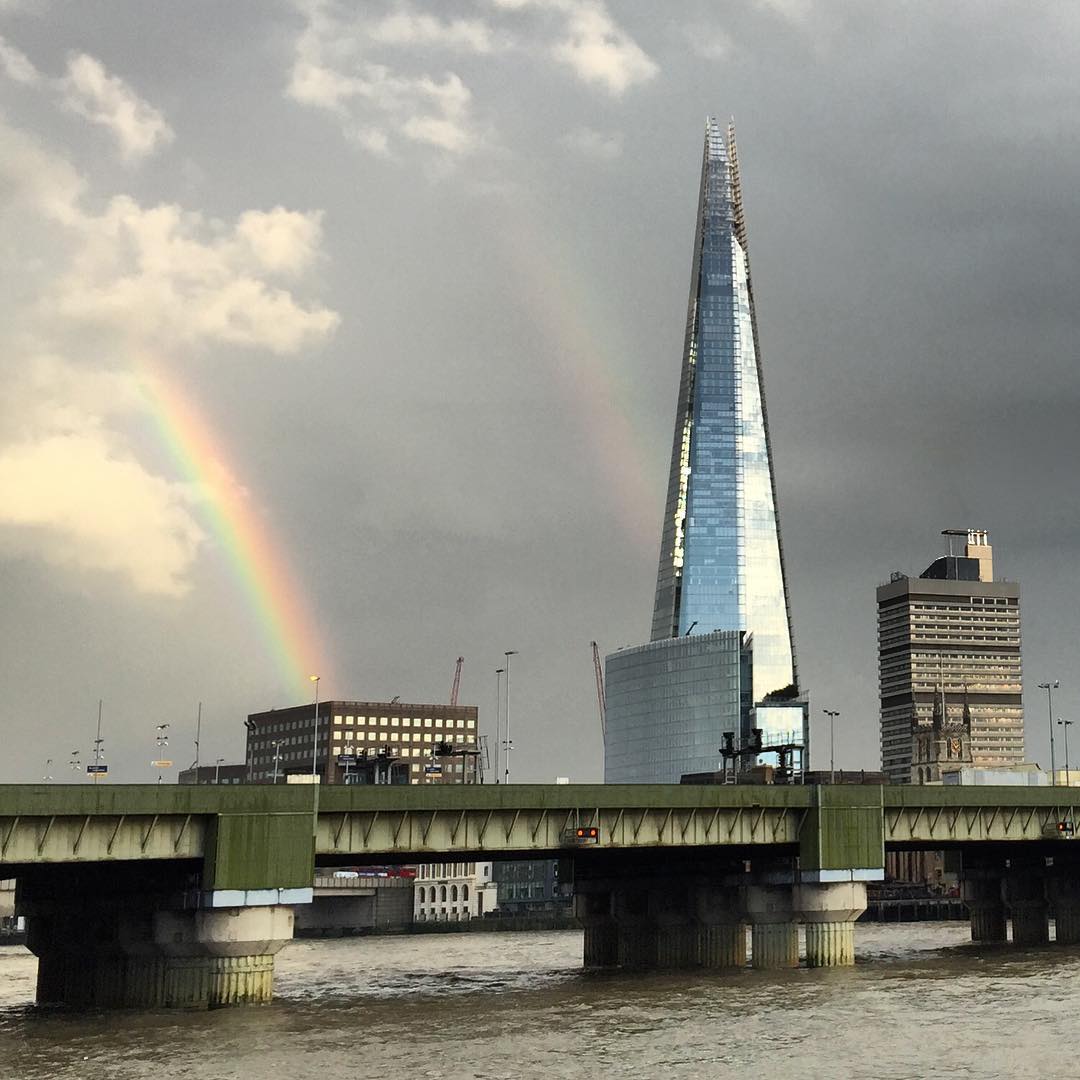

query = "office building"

[605,118,799,783]
[245,700,480,785]
[877,529,1023,785]
[414,862,498,922]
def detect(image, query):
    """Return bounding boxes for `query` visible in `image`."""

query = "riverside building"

[604,118,802,784]
[877,529,1024,785]
[245,700,480,785]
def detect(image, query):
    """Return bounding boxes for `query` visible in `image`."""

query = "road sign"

[424,765,442,775]
[85,764,108,775]
[336,755,357,766]
[150,760,173,768]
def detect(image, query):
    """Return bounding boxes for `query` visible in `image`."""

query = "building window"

[451,885,459,901]
[440,886,447,902]
[462,885,469,901]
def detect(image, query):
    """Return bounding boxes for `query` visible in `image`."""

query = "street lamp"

[1057,718,1074,784]
[155,724,170,784]
[43,759,53,783]
[822,710,840,784]
[309,674,321,779]
[214,757,226,785]
[504,651,518,784]
[494,668,505,784]
[271,739,284,784]
[68,750,81,780]
[1038,681,1060,784]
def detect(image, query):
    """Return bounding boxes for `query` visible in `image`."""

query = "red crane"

[591,641,607,743]
[450,656,464,706]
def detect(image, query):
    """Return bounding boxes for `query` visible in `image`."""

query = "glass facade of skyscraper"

[604,632,750,784]
[649,119,795,704]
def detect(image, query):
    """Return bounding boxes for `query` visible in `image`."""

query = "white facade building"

[414,861,498,922]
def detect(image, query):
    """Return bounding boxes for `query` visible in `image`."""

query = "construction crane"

[450,656,464,707]
[591,641,607,743]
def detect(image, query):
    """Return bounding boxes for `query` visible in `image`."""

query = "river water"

[2,925,1079,1079]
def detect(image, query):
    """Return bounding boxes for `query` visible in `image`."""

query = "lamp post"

[68,750,81,781]
[309,674,321,779]
[1057,718,1074,784]
[1038,681,1060,784]
[91,699,105,784]
[155,724,170,784]
[822,709,840,784]
[494,668,505,783]
[504,650,518,785]
[214,757,226,785]
[271,739,284,784]
[43,759,53,783]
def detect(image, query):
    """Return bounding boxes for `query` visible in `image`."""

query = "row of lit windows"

[332,715,475,730]
[331,731,476,745]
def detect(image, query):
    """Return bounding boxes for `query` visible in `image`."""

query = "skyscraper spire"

[650,118,796,699]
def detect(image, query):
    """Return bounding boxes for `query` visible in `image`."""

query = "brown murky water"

[2,925,1079,1079]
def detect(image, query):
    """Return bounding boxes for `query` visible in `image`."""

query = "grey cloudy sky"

[1,0,1078,783]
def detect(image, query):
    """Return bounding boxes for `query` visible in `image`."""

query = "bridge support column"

[694,885,746,969]
[794,881,867,968]
[960,872,1006,943]
[1004,866,1049,946]
[574,892,619,969]
[1046,869,1080,945]
[23,886,300,1008]
[611,888,661,969]
[744,885,798,970]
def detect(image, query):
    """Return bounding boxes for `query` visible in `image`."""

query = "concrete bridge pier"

[575,892,620,968]
[1003,862,1049,946]
[26,896,297,1008]
[1045,865,1080,945]
[795,881,867,968]
[695,884,746,969]
[960,868,1007,943]
[744,883,799,970]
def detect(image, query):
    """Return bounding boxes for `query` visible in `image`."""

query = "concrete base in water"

[751,922,799,969]
[795,882,867,968]
[804,922,855,967]
[961,872,1007,943]
[28,905,294,1009]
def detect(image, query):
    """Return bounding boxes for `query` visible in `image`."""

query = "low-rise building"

[414,862,497,922]
[245,699,481,785]
[177,763,247,785]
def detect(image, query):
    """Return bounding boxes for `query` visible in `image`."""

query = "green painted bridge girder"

[4,785,1080,889]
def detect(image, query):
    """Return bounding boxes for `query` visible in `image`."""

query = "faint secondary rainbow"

[498,206,663,554]
[137,363,332,693]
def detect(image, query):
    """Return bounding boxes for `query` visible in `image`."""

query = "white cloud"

[46,197,339,354]
[560,125,622,159]
[288,5,484,158]
[489,0,657,96]
[0,427,204,596]
[0,33,39,85]
[368,11,498,53]
[0,121,340,596]
[549,2,658,96]
[60,52,174,161]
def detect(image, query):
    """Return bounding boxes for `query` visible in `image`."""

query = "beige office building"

[877,530,1023,785]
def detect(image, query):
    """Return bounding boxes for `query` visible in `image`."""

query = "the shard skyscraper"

[604,119,800,784]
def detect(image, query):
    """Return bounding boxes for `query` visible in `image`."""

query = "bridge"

[3,782,1080,1007]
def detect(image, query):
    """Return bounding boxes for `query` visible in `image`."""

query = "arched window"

[451,885,459,901]
[462,885,469,901]
[418,887,426,903]
[440,885,447,902]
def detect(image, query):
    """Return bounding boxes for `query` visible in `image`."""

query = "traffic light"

[1058,820,1075,836]
[721,732,735,755]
